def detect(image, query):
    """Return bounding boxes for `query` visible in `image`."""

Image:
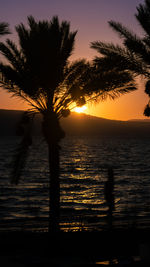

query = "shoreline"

[0,229,150,266]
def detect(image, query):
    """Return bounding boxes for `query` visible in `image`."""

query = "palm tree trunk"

[42,111,65,233]
[48,142,60,233]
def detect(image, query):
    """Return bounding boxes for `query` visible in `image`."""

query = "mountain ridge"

[0,109,150,138]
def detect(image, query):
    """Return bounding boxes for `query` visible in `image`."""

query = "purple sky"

[0,0,144,59]
[0,0,147,120]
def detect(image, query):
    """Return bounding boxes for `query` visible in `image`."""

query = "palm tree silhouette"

[0,16,136,232]
[0,22,10,36]
[0,22,10,81]
[91,0,150,116]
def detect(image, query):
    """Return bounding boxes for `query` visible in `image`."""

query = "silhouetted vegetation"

[0,16,136,232]
[0,22,10,36]
[91,0,150,118]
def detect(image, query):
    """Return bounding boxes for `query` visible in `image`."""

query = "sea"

[0,135,150,232]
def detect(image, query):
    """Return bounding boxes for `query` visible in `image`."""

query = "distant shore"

[1,108,150,137]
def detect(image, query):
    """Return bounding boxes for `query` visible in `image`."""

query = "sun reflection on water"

[1,136,150,232]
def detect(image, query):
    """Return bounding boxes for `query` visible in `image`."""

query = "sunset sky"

[0,0,148,121]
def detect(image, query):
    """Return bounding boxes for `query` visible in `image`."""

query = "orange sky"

[0,80,148,121]
[0,0,147,121]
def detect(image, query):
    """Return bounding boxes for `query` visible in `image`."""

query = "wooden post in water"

[104,167,115,230]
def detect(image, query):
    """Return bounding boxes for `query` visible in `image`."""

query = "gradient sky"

[0,0,147,121]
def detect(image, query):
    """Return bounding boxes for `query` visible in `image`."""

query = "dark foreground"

[0,229,150,266]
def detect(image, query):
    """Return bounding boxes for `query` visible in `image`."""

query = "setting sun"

[74,106,87,113]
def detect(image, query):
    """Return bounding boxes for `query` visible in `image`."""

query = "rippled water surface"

[0,136,150,231]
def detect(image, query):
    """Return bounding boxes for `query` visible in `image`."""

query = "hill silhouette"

[0,109,150,138]
[61,112,150,138]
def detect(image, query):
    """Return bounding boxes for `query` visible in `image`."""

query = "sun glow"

[74,106,87,113]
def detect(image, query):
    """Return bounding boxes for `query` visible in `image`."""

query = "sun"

[74,106,87,113]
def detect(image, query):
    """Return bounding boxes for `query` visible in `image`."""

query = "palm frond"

[54,60,88,113]
[64,60,88,97]
[108,21,139,41]
[0,22,10,36]
[0,42,21,71]
[82,66,136,101]
[136,0,150,36]
[15,22,30,53]
[91,41,149,77]
[6,39,25,67]
[109,21,150,65]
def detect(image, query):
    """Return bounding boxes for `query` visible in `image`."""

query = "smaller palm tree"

[91,0,150,117]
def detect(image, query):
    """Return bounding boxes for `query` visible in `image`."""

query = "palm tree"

[91,0,150,116]
[0,16,136,232]
[0,22,10,36]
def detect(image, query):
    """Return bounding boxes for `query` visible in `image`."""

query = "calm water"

[0,136,150,232]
